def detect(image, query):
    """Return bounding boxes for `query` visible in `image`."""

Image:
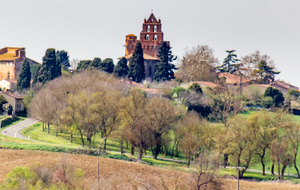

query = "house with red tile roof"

[218,72,250,86]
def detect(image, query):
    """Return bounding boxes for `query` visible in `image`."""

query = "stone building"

[0,47,39,81]
[121,13,169,79]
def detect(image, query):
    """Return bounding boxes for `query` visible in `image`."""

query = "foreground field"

[0,149,300,189]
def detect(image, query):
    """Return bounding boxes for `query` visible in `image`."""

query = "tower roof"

[145,13,160,23]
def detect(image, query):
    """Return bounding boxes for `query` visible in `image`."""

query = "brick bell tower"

[123,13,169,79]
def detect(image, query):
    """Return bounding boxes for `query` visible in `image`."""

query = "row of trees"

[177,45,280,84]
[17,49,70,91]
[29,70,300,180]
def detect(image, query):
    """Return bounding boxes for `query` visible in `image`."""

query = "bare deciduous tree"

[177,45,219,82]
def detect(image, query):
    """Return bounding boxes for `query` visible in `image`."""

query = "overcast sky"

[1,0,299,86]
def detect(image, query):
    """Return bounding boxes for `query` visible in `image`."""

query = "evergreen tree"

[217,50,240,74]
[30,64,41,80]
[100,58,114,73]
[77,60,92,70]
[37,48,61,85]
[154,42,177,81]
[90,58,102,69]
[17,59,31,91]
[254,60,280,83]
[264,87,284,107]
[114,57,129,77]
[128,42,145,82]
[56,50,70,69]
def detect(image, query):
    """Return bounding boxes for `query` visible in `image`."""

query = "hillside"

[0,149,300,190]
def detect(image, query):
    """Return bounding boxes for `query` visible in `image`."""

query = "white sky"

[1,0,299,86]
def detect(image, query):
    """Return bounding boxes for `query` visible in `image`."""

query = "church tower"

[122,13,170,79]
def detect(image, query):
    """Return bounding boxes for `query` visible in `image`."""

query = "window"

[6,62,8,66]
[154,25,157,32]
[151,19,153,23]
[145,34,149,40]
[147,25,150,32]
[7,72,10,79]
[153,34,157,40]
[10,62,12,66]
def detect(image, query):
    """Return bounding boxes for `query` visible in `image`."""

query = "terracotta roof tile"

[218,73,250,84]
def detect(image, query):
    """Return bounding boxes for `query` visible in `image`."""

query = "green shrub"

[106,154,133,161]
[172,87,186,97]
[261,96,273,108]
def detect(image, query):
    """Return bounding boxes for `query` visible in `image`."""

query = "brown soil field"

[0,149,300,190]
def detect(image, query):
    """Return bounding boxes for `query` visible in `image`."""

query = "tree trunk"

[131,145,134,155]
[153,144,161,160]
[61,130,62,133]
[281,164,288,179]
[87,136,92,148]
[175,142,179,157]
[164,144,167,156]
[42,122,44,132]
[120,141,124,155]
[294,154,300,178]
[187,152,191,168]
[261,155,265,175]
[47,123,50,134]
[103,136,107,150]
[277,161,281,180]
[144,149,147,155]
[79,132,84,147]
[139,145,143,160]
[171,139,176,157]
[223,154,229,168]
[126,141,128,150]
[70,133,73,142]
[271,161,275,175]
[55,129,57,137]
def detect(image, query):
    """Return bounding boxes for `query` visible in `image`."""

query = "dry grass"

[0,149,300,189]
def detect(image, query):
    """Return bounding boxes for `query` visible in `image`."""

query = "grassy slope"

[15,110,300,179]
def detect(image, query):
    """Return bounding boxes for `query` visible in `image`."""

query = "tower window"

[151,19,153,23]
[154,25,157,32]
[145,34,149,40]
[147,25,150,32]
[153,34,157,40]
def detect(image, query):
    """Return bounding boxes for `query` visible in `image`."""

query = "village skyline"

[1,0,299,86]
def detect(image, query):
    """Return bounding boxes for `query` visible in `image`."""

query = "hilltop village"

[1,13,300,190]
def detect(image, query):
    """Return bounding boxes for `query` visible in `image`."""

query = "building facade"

[122,13,169,79]
[0,47,39,81]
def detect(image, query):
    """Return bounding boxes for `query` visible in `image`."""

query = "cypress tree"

[128,42,145,82]
[154,42,177,81]
[114,57,129,78]
[17,58,31,91]
[37,48,61,85]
